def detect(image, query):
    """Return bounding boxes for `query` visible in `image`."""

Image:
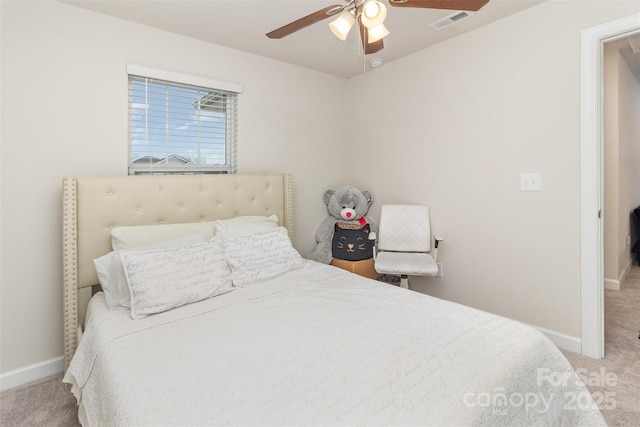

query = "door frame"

[581,12,640,359]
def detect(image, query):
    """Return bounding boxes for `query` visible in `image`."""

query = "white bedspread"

[64,261,605,426]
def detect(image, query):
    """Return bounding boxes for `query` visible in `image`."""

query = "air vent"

[430,11,473,31]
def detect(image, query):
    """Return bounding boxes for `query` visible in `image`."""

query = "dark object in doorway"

[631,206,640,266]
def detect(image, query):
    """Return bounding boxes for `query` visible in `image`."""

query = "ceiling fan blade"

[388,0,490,12]
[358,20,384,55]
[266,5,344,39]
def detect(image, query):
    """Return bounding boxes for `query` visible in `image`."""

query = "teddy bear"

[307,186,377,264]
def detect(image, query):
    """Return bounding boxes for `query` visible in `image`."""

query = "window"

[127,65,242,175]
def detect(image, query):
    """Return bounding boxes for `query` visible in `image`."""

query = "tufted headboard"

[62,174,293,371]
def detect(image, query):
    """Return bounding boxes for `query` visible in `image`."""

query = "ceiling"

[59,0,546,78]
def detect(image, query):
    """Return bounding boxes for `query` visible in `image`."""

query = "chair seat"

[375,251,438,276]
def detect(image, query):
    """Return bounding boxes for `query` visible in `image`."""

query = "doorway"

[602,37,640,291]
[581,12,640,359]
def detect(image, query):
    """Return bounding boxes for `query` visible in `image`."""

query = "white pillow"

[215,214,279,240]
[111,221,216,251]
[94,231,210,310]
[223,227,304,287]
[121,239,233,319]
[219,214,278,224]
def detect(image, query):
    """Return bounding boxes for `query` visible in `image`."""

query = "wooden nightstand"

[330,258,379,280]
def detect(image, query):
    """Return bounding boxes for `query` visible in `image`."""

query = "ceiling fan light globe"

[329,11,356,41]
[361,1,387,29]
[367,23,389,43]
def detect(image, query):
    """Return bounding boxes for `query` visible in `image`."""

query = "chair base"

[376,274,411,289]
[400,275,409,289]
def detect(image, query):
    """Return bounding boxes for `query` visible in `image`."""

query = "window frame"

[126,64,242,175]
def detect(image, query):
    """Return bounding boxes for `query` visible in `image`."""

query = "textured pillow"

[215,214,278,240]
[111,221,216,251]
[94,231,210,310]
[219,214,278,224]
[121,239,233,319]
[223,227,304,287]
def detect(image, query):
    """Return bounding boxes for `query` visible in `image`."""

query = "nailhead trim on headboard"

[62,176,78,372]
[62,174,294,372]
[284,173,294,242]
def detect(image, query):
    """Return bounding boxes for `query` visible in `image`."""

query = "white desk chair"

[374,205,443,289]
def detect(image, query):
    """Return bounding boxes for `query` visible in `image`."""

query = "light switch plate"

[520,173,541,191]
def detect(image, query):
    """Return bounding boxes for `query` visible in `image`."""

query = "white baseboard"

[531,324,582,355]
[604,278,621,290]
[620,259,632,285]
[0,356,64,392]
[604,259,633,291]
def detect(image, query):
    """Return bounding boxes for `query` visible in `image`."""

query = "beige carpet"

[2,268,639,426]
[562,265,640,426]
[0,373,80,427]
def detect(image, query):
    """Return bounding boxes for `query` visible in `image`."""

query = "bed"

[62,174,605,426]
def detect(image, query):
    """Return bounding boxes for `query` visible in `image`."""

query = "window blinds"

[127,68,240,175]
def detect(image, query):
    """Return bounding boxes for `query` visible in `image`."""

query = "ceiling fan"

[266,0,490,54]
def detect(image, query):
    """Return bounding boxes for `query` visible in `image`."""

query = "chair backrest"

[378,205,431,253]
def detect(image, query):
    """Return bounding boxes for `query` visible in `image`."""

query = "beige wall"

[2,0,639,379]
[0,0,347,373]
[344,0,639,337]
[604,44,640,286]
[620,51,640,266]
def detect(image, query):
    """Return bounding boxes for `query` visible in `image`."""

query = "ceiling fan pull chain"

[357,15,366,75]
